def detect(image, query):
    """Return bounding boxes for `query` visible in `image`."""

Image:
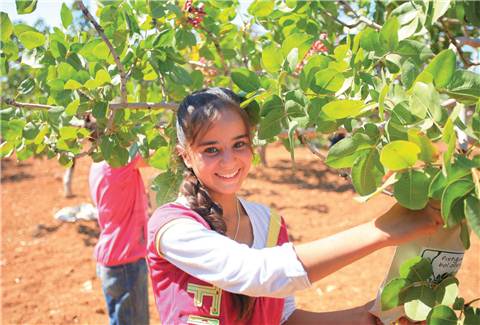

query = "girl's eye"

[204,147,219,154]
[234,141,247,149]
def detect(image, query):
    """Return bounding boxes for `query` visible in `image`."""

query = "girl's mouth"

[215,169,240,180]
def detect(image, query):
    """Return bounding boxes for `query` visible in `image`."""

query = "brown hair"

[176,88,255,320]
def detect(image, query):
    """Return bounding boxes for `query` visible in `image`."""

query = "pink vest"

[147,202,289,324]
[89,155,148,266]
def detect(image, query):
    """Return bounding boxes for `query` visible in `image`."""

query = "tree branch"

[198,25,230,76]
[440,19,473,68]
[188,60,218,71]
[75,1,127,104]
[2,98,177,111]
[1,98,56,110]
[339,0,381,31]
[109,102,177,110]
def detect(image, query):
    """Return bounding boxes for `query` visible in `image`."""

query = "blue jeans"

[97,258,149,325]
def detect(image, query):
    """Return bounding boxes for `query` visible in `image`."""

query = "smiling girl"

[146,87,442,324]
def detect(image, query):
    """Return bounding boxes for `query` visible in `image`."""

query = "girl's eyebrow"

[198,134,249,147]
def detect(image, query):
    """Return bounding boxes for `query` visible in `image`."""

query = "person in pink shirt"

[147,88,442,324]
[89,155,150,325]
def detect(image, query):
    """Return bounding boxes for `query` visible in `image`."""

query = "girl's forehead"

[193,110,248,144]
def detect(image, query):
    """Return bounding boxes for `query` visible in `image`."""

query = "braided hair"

[176,88,255,320]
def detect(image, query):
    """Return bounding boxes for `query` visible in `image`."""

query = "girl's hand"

[373,203,443,247]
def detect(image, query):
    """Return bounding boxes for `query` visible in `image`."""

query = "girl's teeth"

[218,170,238,178]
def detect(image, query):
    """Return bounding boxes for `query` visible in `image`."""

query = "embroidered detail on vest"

[267,209,282,248]
[187,283,222,316]
[187,315,220,325]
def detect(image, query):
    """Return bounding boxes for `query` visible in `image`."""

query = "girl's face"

[182,109,253,198]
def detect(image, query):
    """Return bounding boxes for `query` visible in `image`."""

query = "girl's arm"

[285,303,376,324]
[294,203,441,283]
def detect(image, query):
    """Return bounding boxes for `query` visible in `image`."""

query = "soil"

[1,143,479,324]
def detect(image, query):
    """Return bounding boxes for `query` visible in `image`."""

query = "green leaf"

[441,180,474,225]
[360,27,382,52]
[380,141,420,171]
[444,70,480,104]
[322,100,366,120]
[18,78,35,95]
[175,29,196,50]
[65,99,80,116]
[464,195,480,239]
[231,68,261,93]
[407,129,437,163]
[152,171,183,206]
[15,0,38,14]
[424,49,456,88]
[409,82,441,120]
[84,79,98,90]
[4,119,26,141]
[22,122,39,140]
[281,33,311,58]
[434,277,459,305]
[18,30,45,50]
[258,108,284,140]
[248,0,274,17]
[380,16,399,51]
[396,40,433,63]
[108,145,129,168]
[95,69,111,85]
[432,0,451,23]
[93,42,110,60]
[286,48,298,73]
[464,306,480,325]
[426,305,457,325]
[100,136,114,160]
[381,278,410,311]
[399,256,433,282]
[57,62,75,81]
[93,101,108,119]
[394,170,430,210]
[59,126,78,140]
[149,1,167,18]
[403,286,436,321]
[60,3,73,29]
[64,79,82,90]
[460,222,470,250]
[148,147,170,170]
[1,12,13,42]
[311,68,345,95]
[452,297,464,310]
[262,44,283,74]
[326,133,372,169]
[170,66,193,86]
[0,141,14,158]
[351,149,383,196]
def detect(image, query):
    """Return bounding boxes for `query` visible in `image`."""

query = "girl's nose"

[220,149,235,165]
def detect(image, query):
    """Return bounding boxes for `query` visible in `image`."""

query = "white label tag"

[421,248,464,284]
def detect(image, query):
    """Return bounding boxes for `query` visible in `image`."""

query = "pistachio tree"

[1,1,479,323]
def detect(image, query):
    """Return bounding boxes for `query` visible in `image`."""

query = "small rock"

[80,280,93,292]
[95,308,105,314]
[326,285,337,293]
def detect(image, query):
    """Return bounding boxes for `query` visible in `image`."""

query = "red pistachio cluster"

[183,0,205,28]
[295,33,328,74]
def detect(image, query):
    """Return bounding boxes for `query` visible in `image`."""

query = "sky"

[0,0,250,28]
[0,0,93,27]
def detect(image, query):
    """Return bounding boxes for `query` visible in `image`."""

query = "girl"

[146,87,441,324]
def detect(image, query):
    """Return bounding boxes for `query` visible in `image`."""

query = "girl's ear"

[176,145,192,169]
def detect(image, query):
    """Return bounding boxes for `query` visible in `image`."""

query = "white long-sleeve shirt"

[156,197,311,323]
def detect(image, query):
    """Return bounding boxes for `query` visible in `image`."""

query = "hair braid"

[180,168,227,235]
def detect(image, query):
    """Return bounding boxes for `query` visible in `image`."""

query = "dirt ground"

[1,144,479,324]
